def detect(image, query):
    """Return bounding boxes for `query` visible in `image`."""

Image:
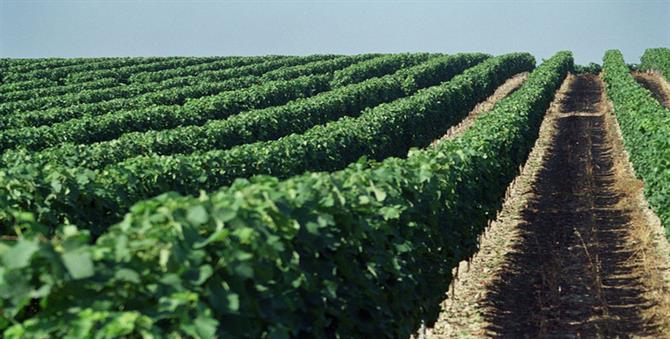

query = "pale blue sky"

[1,0,668,64]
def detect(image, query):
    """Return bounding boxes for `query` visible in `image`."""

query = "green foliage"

[0,57,110,81]
[0,75,332,152]
[1,57,170,83]
[330,53,433,87]
[0,55,332,117]
[602,49,670,237]
[260,54,379,81]
[573,62,601,74]
[0,53,532,235]
[0,55,368,130]
[0,51,571,338]
[0,78,120,103]
[17,53,489,169]
[640,47,670,80]
[128,55,290,83]
[0,79,58,94]
[1,76,265,130]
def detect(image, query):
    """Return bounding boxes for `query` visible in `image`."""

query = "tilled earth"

[426,74,670,338]
[479,74,660,337]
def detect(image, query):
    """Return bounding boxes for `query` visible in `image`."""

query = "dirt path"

[425,74,670,338]
[633,71,670,109]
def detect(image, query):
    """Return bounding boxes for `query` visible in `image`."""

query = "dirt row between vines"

[425,73,670,338]
[633,71,670,109]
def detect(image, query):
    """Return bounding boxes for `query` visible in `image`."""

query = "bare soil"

[632,71,670,109]
[425,74,670,338]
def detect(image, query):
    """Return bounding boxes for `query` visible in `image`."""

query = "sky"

[1,0,668,65]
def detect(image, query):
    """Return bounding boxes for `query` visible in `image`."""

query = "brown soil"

[425,74,670,338]
[633,72,670,109]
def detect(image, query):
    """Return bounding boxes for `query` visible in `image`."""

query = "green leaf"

[193,265,213,285]
[3,238,39,269]
[217,207,237,222]
[317,214,334,227]
[305,221,319,235]
[194,313,219,338]
[234,263,254,279]
[227,293,240,312]
[380,206,401,220]
[50,179,62,193]
[159,248,171,269]
[455,149,466,161]
[372,186,387,201]
[234,227,254,243]
[187,205,209,225]
[115,268,140,283]
[62,248,94,279]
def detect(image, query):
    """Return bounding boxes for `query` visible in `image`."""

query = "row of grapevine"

[1,57,120,75]
[0,56,282,104]
[96,53,531,200]
[0,55,330,115]
[66,58,225,84]
[0,55,371,129]
[0,53,429,148]
[639,47,670,80]
[0,56,274,99]
[0,75,332,151]
[127,55,289,83]
[603,49,670,235]
[0,78,58,94]
[329,52,433,86]
[0,53,531,235]
[0,57,143,81]
[0,77,260,129]
[0,58,116,87]
[0,78,119,103]
[14,53,489,169]
[0,51,572,338]
[260,54,378,81]
[68,57,284,84]
[154,55,335,85]
[2,56,194,83]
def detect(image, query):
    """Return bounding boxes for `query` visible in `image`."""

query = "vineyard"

[0,49,669,338]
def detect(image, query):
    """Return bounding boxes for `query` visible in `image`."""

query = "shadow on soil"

[479,75,661,337]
